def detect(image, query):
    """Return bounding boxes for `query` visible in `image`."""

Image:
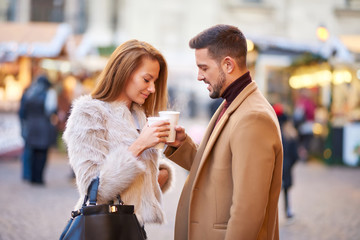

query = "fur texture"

[63,95,174,225]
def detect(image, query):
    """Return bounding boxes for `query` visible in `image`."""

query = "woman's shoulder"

[73,94,101,108]
[71,95,109,115]
[64,96,107,142]
[67,95,112,127]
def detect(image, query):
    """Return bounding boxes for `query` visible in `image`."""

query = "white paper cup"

[158,111,180,143]
[147,116,169,149]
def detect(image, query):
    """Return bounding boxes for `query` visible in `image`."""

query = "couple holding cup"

[147,111,180,149]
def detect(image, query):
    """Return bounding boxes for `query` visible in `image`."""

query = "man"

[19,73,57,184]
[166,24,283,240]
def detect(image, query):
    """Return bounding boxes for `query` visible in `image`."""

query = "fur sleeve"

[63,96,146,202]
[98,145,146,201]
[158,157,175,193]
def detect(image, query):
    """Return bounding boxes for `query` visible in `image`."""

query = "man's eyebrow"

[197,64,207,68]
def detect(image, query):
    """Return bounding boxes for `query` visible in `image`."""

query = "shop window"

[345,0,360,8]
[73,0,87,34]
[6,0,16,21]
[266,67,292,106]
[31,0,64,22]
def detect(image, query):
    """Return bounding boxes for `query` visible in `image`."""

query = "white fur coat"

[63,95,174,225]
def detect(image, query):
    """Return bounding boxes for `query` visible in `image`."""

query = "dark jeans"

[30,148,48,184]
[22,144,31,181]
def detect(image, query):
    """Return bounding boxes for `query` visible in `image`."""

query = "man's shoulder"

[230,93,277,127]
[234,89,271,113]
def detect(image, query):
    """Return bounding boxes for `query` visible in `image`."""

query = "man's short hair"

[189,24,247,66]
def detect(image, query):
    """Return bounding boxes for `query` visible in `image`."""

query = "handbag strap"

[83,177,124,206]
[87,177,100,205]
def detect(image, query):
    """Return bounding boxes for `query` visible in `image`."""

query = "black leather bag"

[60,177,146,240]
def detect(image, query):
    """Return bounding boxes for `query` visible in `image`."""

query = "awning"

[0,22,71,62]
[248,34,354,63]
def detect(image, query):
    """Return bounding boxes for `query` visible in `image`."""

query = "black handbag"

[60,177,146,240]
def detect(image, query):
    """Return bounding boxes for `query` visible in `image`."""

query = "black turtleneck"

[221,71,252,108]
[215,71,252,125]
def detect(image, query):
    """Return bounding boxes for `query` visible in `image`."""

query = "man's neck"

[222,68,249,90]
[221,71,252,106]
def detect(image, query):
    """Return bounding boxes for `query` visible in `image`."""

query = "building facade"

[1,0,360,113]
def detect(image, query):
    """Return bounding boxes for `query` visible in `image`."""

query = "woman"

[63,40,174,229]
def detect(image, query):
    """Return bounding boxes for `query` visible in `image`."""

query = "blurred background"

[0,0,360,239]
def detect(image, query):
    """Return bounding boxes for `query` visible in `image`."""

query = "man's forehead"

[195,48,209,57]
[195,49,218,66]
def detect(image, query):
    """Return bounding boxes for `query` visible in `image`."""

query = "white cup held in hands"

[147,116,169,149]
[158,111,180,143]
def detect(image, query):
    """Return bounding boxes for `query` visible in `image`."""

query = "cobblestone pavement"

[2,108,360,240]
[1,149,360,240]
[278,160,360,240]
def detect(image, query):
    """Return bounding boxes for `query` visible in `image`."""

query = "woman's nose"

[148,82,155,93]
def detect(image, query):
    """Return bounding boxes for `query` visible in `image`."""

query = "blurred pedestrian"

[18,87,31,181]
[274,103,299,219]
[293,89,316,161]
[56,74,72,134]
[188,91,198,118]
[208,98,223,119]
[19,74,58,185]
[166,24,283,240]
[62,39,174,237]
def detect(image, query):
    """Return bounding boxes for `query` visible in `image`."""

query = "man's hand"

[166,125,186,148]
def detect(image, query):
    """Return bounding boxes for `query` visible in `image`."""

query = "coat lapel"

[200,100,225,147]
[194,82,258,179]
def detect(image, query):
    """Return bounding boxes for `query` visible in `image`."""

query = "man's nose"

[197,72,205,81]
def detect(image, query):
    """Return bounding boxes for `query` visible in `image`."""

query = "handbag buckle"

[109,205,117,213]
[71,209,81,218]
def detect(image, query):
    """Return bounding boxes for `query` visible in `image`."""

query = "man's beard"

[209,69,226,99]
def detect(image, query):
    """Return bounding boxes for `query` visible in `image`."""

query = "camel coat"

[165,82,283,240]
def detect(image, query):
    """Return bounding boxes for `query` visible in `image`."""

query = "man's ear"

[222,57,235,74]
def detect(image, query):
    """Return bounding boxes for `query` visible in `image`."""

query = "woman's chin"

[135,99,146,105]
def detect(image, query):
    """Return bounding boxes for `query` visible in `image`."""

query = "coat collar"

[196,81,258,173]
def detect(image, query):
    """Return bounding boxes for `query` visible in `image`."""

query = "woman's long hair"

[91,39,168,116]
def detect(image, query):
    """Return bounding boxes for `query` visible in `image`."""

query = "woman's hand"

[129,120,170,157]
[166,125,186,148]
